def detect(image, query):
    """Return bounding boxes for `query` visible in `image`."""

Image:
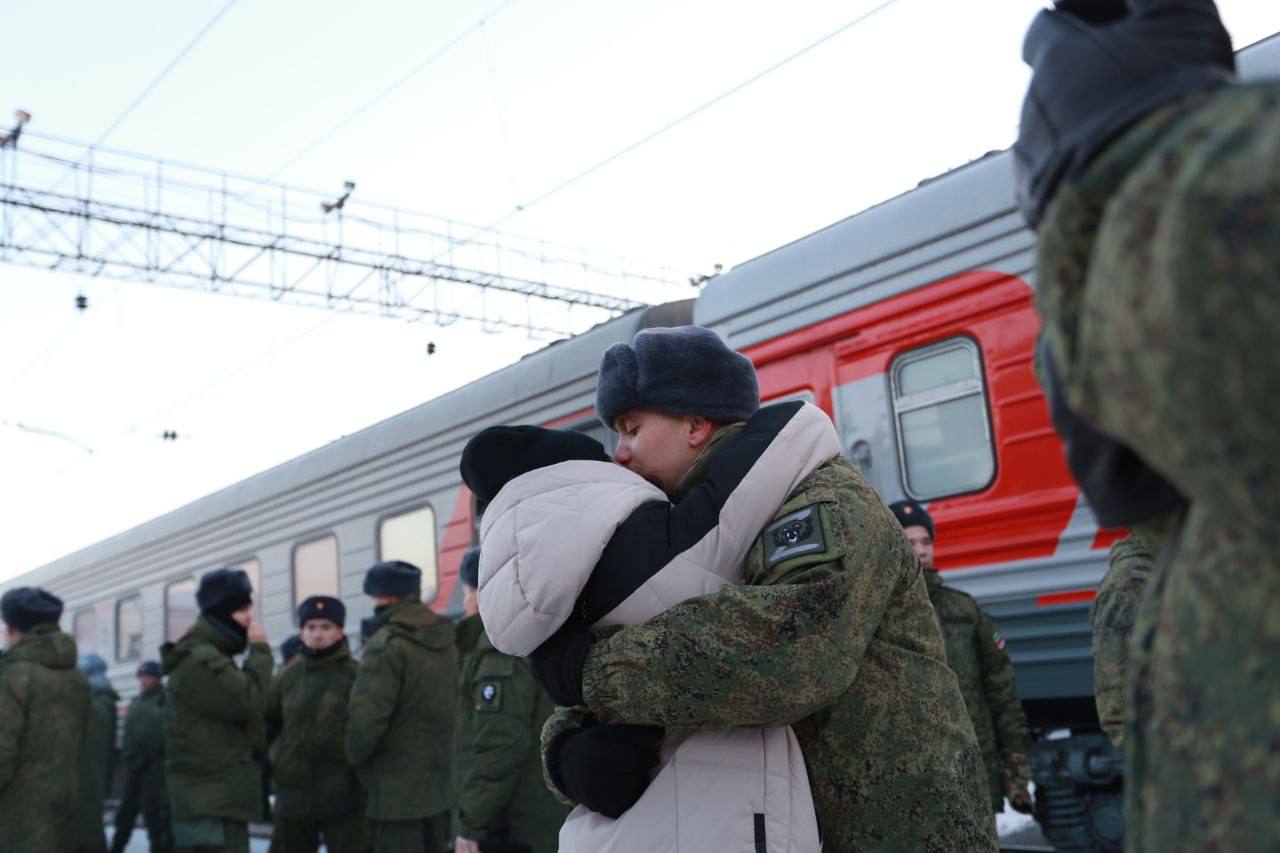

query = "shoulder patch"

[475,680,503,713]
[993,629,1007,652]
[763,505,827,569]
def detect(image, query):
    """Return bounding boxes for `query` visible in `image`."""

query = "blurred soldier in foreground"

[453,548,569,853]
[346,561,457,852]
[1016,0,1280,847]
[110,661,173,853]
[890,500,1033,817]
[266,596,368,853]
[162,568,272,852]
[0,587,90,853]
[1091,533,1156,748]
[527,326,995,851]
[74,653,120,852]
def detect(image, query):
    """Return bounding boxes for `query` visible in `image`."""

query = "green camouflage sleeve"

[1092,533,1155,746]
[344,640,399,768]
[173,642,272,725]
[0,665,25,792]
[582,499,898,728]
[264,670,285,747]
[974,609,1029,761]
[458,654,541,837]
[540,706,592,807]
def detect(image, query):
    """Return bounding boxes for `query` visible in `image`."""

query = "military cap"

[458,547,481,590]
[888,499,935,538]
[0,586,63,632]
[196,567,253,614]
[460,425,611,513]
[596,325,760,430]
[280,634,304,661]
[136,660,161,678]
[363,560,423,597]
[297,594,346,628]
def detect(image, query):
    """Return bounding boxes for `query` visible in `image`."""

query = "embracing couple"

[459,325,996,853]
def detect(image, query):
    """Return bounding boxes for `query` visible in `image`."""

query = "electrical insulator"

[162,430,178,441]
[426,342,437,355]
[75,294,88,311]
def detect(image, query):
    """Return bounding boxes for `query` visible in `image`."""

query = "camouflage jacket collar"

[3,623,77,670]
[301,637,352,668]
[671,422,746,503]
[161,615,241,674]
[923,568,943,593]
[455,612,484,659]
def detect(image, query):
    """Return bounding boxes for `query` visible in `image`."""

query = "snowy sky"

[1,0,1276,580]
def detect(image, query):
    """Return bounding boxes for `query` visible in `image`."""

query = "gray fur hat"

[596,326,760,430]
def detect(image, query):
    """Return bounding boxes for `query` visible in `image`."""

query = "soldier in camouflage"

[530,326,995,852]
[1091,533,1157,749]
[110,661,174,853]
[889,500,1033,817]
[453,548,570,853]
[74,653,120,852]
[1016,2,1280,849]
[162,568,273,853]
[0,587,91,853]
[266,596,368,853]
[346,560,456,853]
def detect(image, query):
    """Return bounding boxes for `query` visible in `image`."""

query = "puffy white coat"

[478,402,839,853]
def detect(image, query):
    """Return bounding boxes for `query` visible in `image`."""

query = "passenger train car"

[6,32,1277,850]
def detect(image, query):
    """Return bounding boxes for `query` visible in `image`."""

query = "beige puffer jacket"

[478,402,837,853]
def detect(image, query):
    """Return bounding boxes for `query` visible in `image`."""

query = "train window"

[378,506,438,604]
[891,338,995,499]
[293,535,340,609]
[230,558,262,620]
[165,578,198,643]
[74,608,97,654]
[115,596,143,662]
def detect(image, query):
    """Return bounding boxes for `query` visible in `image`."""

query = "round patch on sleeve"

[475,681,503,712]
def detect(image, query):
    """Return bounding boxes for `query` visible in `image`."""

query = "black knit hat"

[596,325,760,430]
[363,560,422,597]
[1,587,64,632]
[196,568,253,615]
[888,499,935,538]
[460,425,610,513]
[297,595,346,628]
[136,660,161,679]
[458,547,481,590]
[280,634,304,661]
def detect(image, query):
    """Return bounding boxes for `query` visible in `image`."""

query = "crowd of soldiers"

[3,1,1277,851]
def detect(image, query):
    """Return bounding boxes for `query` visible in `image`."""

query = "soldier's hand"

[1005,752,1035,814]
[247,622,268,644]
[527,619,594,707]
[454,837,482,853]
[545,723,664,819]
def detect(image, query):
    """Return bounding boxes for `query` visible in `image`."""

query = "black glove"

[527,619,594,707]
[545,724,664,819]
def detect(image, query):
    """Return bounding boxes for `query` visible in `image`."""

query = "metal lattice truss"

[0,133,692,337]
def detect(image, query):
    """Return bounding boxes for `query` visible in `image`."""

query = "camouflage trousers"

[268,811,370,853]
[1037,82,1280,851]
[369,812,450,853]
[173,818,249,853]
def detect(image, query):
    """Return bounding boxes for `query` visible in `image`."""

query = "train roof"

[8,300,694,590]
[696,32,1280,351]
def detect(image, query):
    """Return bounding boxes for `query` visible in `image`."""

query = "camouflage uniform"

[454,615,570,853]
[111,682,174,853]
[1036,82,1280,851]
[345,596,456,853]
[161,615,273,852]
[266,638,369,853]
[1091,534,1157,748]
[924,569,1030,813]
[559,452,996,852]
[0,623,91,853]
[74,672,120,851]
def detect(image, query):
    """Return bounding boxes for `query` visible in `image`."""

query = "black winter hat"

[460,426,611,512]
[196,568,253,615]
[280,634,304,661]
[458,547,481,590]
[889,500,935,538]
[363,560,422,598]
[1,586,64,632]
[596,325,760,430]
[297,595,346,628]
[136,660,161,679]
